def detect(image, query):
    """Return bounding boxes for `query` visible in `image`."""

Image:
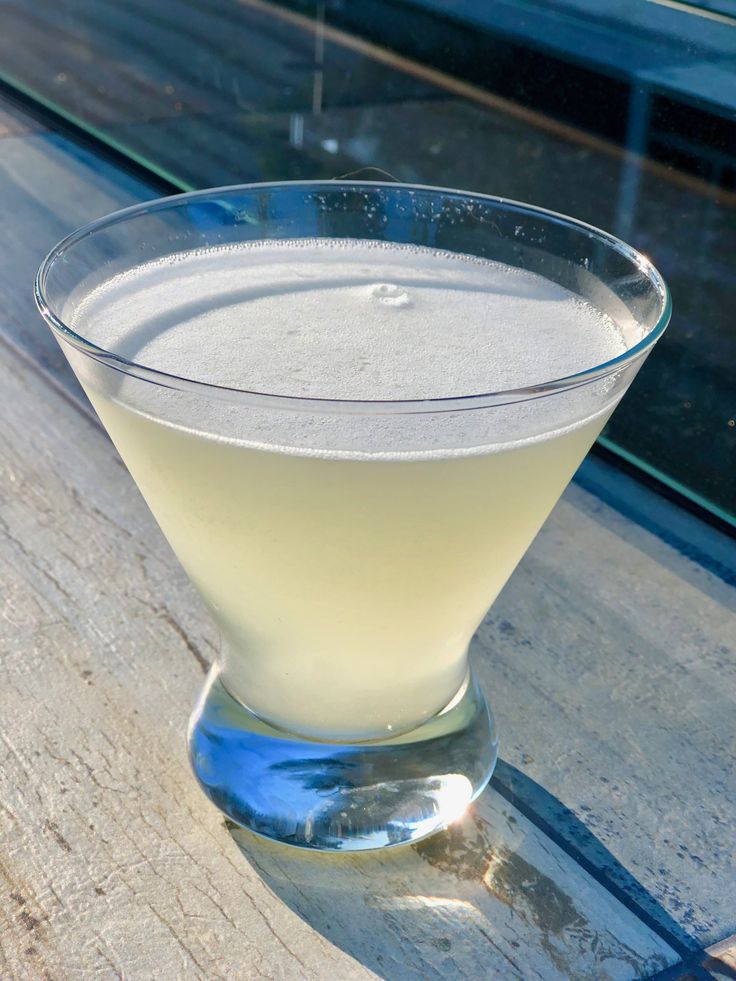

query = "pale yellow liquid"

[74,240,625,740]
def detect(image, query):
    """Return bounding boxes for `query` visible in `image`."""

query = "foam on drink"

[74,238,624,402]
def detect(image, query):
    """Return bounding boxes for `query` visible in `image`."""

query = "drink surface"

[73,237,624,401]
[70,240,628,739]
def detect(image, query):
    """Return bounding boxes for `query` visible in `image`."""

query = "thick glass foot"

[188,668,498,851]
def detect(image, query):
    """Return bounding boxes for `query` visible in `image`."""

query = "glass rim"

[35,179,672,416]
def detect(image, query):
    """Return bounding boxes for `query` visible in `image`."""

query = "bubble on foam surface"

[369,283,412,308]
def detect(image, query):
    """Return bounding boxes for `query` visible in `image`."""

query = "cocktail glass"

[36,182,670,851]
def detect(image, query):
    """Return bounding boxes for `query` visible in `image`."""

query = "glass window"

[2,0,734,523]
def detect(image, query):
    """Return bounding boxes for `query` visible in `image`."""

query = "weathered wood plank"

[0,121,151,393]
[481,464,736,946]
[0,342,370,980]
[0,329,677,979]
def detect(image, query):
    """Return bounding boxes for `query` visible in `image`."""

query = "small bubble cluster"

[368,283,412,308]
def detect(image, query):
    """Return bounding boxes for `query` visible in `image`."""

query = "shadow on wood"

[491,759,697,957]
[229,773,678,981]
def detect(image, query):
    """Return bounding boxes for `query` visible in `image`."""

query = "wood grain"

[0,339,369,981]
[0,124,151,395]
[480,464,736,946]
[0,327,677,979]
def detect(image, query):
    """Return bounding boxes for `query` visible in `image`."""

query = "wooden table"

[1,95,734,980]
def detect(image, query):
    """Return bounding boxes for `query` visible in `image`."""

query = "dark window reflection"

[2,0,734,519]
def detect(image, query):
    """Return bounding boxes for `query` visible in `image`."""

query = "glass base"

[188,668,498,851]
